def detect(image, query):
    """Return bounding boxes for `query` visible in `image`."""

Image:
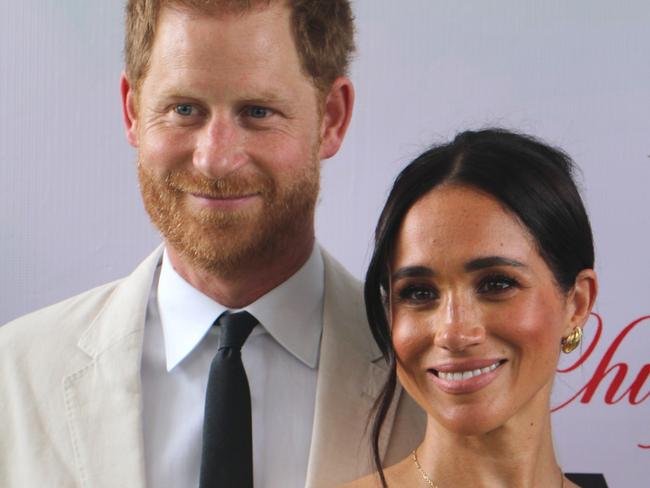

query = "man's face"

[124,4,334,275]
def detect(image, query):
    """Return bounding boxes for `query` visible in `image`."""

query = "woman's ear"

[563,269,598,336]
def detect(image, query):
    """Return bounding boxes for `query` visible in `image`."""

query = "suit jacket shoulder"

[0,246,162,488]
[1,278,120,361]
[306,249,425,488]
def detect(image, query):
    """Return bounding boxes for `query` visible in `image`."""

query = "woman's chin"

[428,406,507,438]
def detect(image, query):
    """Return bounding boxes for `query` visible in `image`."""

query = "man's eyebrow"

[391,266,435,282]
[153,86,288,104]
[464,256,527,272]
[154,88,201,101]
[241,91,286,104]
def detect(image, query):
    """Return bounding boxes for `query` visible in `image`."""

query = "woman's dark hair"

[365,128,594,486]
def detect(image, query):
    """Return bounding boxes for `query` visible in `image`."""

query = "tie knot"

[217,311,258,351]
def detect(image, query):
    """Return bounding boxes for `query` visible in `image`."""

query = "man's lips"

[189,192,258,200]
[187,192,261,208]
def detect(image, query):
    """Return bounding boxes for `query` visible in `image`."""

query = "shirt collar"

[156,246,324,372]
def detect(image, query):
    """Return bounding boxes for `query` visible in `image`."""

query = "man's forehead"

[161,0,276,17]
[140,2,317,102]
[150,5,300,74]
[152,1,295,59]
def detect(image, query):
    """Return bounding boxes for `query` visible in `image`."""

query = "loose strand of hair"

[370,355,397,488]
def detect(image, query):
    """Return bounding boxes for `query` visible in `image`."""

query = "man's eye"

[246,106,270,119]
[477,275,518,294]
[174,104,196,116]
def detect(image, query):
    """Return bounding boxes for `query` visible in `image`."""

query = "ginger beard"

[137,150,320,277]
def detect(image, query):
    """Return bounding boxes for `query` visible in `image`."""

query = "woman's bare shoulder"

[338,472,383,488]
[564,476,581,488]
[338,457,415,488]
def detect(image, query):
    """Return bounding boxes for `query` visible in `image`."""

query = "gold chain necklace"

[412,448,438,488]
[411,448,565,488]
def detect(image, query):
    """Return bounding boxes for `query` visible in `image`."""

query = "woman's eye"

[245,106,271,118]
[173,104,196,116]
[396,285,437,303]
[477,275,518,294]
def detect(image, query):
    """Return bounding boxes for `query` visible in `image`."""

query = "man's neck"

[165,237,315,309]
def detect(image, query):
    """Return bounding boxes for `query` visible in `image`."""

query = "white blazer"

[0,246,424,488]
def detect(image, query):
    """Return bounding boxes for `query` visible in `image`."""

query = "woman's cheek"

[392,314,431,367]
[491,298,564,377]
[503,298,562,346]
[392,314,435,410]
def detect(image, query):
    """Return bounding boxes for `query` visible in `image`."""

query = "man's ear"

[563,269,598,336]
[120,72,140,148]
[318,76,354,160]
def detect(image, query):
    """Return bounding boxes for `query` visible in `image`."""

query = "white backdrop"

[1,1,648,485]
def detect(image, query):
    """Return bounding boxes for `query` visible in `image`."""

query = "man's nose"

[433,293,485,352]
[193,116,248,179]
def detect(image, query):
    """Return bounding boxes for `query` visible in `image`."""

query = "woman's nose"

[433,294,485,352]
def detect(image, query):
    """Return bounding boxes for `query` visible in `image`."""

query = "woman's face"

[390,184,577,435]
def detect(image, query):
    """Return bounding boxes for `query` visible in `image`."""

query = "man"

[0,1,424,487]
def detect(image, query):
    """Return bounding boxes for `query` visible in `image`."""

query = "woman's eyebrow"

[392,257,527,281]
[391,266,435,282]
[464,256,527,272]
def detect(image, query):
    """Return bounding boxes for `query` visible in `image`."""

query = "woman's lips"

[427,359,507,394]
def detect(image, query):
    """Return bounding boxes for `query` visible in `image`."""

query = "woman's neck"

[415,413,562,488]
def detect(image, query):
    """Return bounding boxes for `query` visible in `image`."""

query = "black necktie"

[199,311,258,488]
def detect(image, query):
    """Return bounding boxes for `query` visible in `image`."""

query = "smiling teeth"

[437,361,501,381]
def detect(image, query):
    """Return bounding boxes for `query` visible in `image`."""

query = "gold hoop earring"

[561,327,582,353]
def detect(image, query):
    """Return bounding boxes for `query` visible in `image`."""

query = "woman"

[346,129,598,487]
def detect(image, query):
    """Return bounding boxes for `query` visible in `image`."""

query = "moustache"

[164,170,274,199]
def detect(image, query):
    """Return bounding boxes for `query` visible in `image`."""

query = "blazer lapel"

[305,250,402,488]
[63,247,163,488]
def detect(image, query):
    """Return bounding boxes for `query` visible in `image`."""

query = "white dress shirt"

[141,246,324,488]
